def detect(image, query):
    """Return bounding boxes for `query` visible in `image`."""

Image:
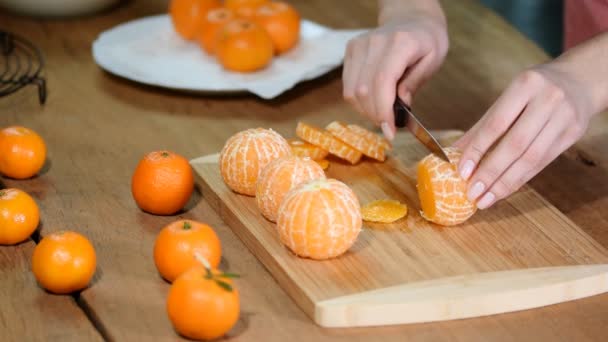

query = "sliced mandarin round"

[219,128,291,196]
[256,156,325,222]
[361,199,408,223]
[287,138,328,161]
[326,121,385,162]
[295,122,361,164]
[277,178,362,260]
[198,8,235,54]
[417,147,476,226]
[347,124,392,150]
[315,159,329,170]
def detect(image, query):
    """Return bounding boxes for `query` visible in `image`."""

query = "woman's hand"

[342,2,448,140]
[454,63,597,209]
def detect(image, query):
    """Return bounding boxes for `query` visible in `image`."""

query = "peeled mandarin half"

[220,128,291,196]
[361,199,408,223]
[417,147,477,226]
[277,178,362,260]
[256,156,325,222]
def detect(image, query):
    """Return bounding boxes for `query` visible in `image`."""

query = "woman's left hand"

[453,63,596,209]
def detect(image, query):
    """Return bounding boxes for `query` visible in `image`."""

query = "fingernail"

[459,160,475,180]
[467,181,485,201]
[476,192,496,210]
[381,122,394,141]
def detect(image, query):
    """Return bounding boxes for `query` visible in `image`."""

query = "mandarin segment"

[315,159,329,170]
[361,199,408,223]
[326,121,385,161]
[295,122,362,164]
[220,128,291,196]
[256,156,325,222]
[287,138,328,160]
[417,147,476,226]
[277,178,362,260]
[347,124,392,150]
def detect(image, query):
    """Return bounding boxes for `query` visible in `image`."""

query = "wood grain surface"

[193,131,608,327]
[0,0,607,341]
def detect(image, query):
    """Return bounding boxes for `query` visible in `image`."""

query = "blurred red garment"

[564,0,608,49]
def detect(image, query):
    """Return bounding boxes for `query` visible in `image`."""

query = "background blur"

[481,0,564,56]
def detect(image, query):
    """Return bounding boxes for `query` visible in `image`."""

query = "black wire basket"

[0,30,47,104]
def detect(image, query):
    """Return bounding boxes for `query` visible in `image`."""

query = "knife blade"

[393,97,450,162]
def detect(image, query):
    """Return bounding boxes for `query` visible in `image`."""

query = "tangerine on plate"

[216,19,274,72]
[326,121,385,162]
[169,0,222,40]
[277,178,362,260]
[347,124,392,150]
[296,122,362,164]
[0,126,47,180]
[417,147,477,226]
[154,219,222,283]
[167,266,240,340]
[0,188,40,245]
[220,128,291,196]
[131,151,194,216]
[32,231,96,294]
[198,7,235,54]
[361,199,408,223]
[287,138,328,161]
[256,156,325,222]
[224,0,268,11]
[255,1,300,54]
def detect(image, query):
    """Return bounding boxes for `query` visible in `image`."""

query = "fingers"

[474,109,568,209]
[372,33,426,139]
[458,70,544,181]
[343,39,367,115]
[466,93,554,204]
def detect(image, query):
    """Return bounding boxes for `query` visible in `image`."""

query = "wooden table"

[1,0,607,341]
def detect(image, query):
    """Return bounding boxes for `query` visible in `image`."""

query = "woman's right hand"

[342,8,449,140]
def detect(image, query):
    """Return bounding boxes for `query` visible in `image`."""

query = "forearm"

[551,32,608,116]
[378,0,445,26]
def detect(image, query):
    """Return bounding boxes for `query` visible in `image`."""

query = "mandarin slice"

[361,200,408,223]
[220,128,291,196]
[315,159,329,170]
[256,156,325,222]
[417,147,477,226]
[287,138,329,160]
[277,178,362,260]
[347,124,392,150]
[295,122,362,164]
[326,121,385,162]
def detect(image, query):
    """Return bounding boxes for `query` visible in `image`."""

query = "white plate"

[92,15,365,99]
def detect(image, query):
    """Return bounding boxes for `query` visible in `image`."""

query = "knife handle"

[393,97,408,128]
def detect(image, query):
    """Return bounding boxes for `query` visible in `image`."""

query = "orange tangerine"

[287,138,328,161]
[361,200,408,223]
[417,147,476,226]
[0,126,47,180]
[256,156,325,222]
[198,8,235,54]
[216,19,274,72]
[295,122,362,164]
[219,128,291,196]
[326,121,385,161]
[277,178,362,260]
[254,1,301,54]
[169,0,222,40]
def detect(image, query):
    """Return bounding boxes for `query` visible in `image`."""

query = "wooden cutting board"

[191,130,608,328]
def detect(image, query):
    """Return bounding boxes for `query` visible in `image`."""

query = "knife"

[393,97,450,162]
